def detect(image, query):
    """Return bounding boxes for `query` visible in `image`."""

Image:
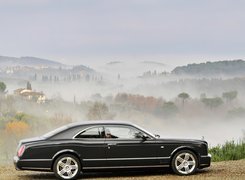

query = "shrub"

[209,140,245,162]
[4,121,30,137]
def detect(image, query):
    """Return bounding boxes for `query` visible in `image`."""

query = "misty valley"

[0,57,245,164]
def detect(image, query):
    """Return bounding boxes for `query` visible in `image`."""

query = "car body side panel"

[104,139,159,167]
[154,139,208,167]
[19,139,108,169]
[74,139,107,167]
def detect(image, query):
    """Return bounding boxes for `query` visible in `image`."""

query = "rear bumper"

[14,156,21,170]
[13,156,52,171]
[199,154,211,169]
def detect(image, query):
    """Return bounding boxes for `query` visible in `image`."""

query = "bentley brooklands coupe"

[14,121,211,179]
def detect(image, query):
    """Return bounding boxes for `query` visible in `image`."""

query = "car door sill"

[83,165,169,169]
[83,156,170,161]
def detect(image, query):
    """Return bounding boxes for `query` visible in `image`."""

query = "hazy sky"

[0,0,245,66]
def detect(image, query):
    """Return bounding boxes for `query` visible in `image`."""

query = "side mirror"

[154,134,160,138]
[136,132,149,140]
[142,134,149,141]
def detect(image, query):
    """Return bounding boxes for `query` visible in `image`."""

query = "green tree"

[26,81,32,90]
[0,82,7,112]
[201,97,223,109]
[222,91,237,103]
[0,82,7,94]
[200,93,206,99]
[178,92,190,107]
[227,107,245,119]
[87,102,114,120]
[15,112,29,121]
[161,101,178,118]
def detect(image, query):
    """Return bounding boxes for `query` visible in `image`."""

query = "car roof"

[67,120,135,128]
[43,120,155,139]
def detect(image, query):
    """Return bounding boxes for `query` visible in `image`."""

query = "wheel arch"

[170,146,200,166]
[51,149,82,170]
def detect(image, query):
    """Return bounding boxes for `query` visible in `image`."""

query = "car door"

[104,125,159,167]
[73,126,107,168]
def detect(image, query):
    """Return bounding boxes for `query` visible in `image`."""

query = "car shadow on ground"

[82,168,171,179]
[17,168,210,179]
[83,168,210,179]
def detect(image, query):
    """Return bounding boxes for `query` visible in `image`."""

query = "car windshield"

[42,125,68,138]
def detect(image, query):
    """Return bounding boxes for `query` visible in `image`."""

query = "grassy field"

[209,140,245,162]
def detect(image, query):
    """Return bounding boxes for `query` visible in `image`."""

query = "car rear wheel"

[53,154,81,180]
[171,150,198,175]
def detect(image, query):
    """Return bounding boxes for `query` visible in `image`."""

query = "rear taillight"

[17,145,25,157]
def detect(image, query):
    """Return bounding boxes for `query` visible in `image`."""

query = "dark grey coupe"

[14,121,211,179]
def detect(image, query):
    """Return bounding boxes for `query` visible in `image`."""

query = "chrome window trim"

[104,139,155,142]
[103,124,154,140]
[131,124,155,138]
[72,125,105,139]
[73,124,155,140]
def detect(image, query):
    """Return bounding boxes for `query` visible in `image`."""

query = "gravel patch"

[1,159,245,179]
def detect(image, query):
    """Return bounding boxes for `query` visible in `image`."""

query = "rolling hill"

[0,56,64,68]
[172,60,245,77]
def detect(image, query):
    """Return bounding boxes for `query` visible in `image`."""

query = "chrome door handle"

[108,143,117,146]
[160,146,164,149]
[107,143,116,149]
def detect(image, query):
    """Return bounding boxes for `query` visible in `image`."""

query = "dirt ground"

[1,159,245,180]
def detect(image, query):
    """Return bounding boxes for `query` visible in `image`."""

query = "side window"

[104,126,145,139]
[75,127,104,139]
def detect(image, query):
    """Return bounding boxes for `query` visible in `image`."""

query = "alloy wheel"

[174,152,196,175]
[54,155,80,180]
[171,150,198,175]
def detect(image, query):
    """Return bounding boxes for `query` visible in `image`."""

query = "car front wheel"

[171,150,198,175]
[53,154,81,180]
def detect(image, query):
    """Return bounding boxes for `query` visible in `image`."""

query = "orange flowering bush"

[5,121,30,137]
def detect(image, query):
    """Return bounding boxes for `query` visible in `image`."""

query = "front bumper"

[199,153,211,169]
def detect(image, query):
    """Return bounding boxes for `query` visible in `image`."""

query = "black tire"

[53,154,81,180]
[171,150,198,175]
